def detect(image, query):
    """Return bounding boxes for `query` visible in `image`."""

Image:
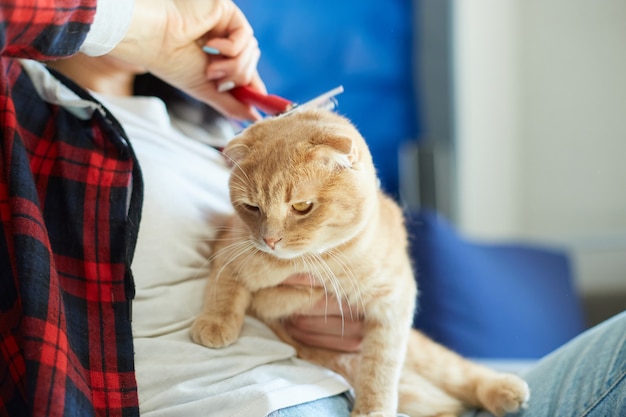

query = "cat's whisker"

[230,161,250,188]
[304,270,318,291]
[226,179,251,198]
[298,255,323,309]
[182,226,247,244]
[318,249,365,334]
[233,242,262,277]
[325,248,365,320]
[226,158,251,185]
[229,184,249,196]
[169,225,252,281]
[287,259,316,302]
[204,233,251,244]
[301,254,331,317]
[208,240,261,305]
[209,239,251,262]
[190,253,213,281]
[211,240,255,284]
[314,253,349,303]
[310,252,348,337]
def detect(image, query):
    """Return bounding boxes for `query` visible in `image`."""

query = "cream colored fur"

[191,109,529,417]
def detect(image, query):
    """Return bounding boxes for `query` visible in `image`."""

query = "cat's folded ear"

[223,139,251,167]
[310,135,359,169]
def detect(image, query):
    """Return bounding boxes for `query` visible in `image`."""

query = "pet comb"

[230,85,294,115]
[230,85,344,117]
[203,46,342,117]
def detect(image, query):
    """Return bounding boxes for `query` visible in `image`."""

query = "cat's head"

[223,109,379,260]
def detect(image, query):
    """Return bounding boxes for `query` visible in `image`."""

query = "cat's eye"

[291,201,313,214]
[242,203,260,213]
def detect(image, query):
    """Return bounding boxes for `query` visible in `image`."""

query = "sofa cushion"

[409,210,585,359]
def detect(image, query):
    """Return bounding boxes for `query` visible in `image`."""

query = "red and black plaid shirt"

[1,1,141,416]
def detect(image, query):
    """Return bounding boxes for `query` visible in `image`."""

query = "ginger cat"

[191,109,529,417]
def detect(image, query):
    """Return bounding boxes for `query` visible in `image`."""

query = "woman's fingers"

[203,6,255,58]
[205,38,261,90]
[284,318,363,353]
[280,274,365,353]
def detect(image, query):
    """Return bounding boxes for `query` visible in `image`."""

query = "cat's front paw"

[190,315,242,348]
[477,373,530,417]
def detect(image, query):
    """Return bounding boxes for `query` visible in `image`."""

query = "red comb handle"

[230,85,293,115]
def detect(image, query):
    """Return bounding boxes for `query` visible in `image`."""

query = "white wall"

[454,0,522,238]
[453,0,626,294]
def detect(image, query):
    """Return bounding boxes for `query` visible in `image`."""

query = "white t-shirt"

[92,94,351,417]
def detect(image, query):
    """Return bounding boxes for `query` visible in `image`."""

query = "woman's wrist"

[107,0,169,68]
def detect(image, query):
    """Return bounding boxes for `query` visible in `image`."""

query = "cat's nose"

[263,236,282,250]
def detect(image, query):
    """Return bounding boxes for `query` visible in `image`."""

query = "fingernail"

[202,46,221,55]
[217,81,236,93]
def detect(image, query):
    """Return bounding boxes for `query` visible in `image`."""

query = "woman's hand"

[110,0,263,121]
[281,274,365,353]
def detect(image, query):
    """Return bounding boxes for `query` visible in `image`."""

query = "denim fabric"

[267,393,411,417]
[465,310,626,417]
[267,394,352,416]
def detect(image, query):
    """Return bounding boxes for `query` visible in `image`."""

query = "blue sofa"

[236,0,419,199]
[408,210,585,359]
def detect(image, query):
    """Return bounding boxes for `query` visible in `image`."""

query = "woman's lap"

[273,311,626,417]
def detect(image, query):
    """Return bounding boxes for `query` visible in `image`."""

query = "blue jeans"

[505,309,626,417]
[267,393,352,416]
[271,310,626,416]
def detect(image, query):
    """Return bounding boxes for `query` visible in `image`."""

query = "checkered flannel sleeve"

[0,0,96,59]
[1,2,142,416]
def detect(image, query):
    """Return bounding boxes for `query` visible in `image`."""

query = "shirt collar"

[19,59,105,120]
